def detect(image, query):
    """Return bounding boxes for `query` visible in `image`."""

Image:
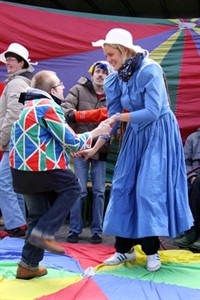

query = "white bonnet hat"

[92,28,143,53]
[0,43,35,72]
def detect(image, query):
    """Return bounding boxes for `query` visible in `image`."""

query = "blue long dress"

[103,57,194,239]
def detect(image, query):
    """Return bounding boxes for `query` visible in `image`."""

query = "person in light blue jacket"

[81,28,194,272]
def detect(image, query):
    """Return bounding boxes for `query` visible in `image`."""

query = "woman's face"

[104,45,125,71]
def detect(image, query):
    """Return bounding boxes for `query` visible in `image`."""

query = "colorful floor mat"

[0,237,200,300]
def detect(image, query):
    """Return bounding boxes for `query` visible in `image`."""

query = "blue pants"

[19,178,81,269]
[69,157,106,235]
[0,151,26,230]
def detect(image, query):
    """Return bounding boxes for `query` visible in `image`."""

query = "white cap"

[92,28,143,53]
[0,43,34,71]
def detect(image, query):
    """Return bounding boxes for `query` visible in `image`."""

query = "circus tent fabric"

[1,237,200,300]
[0,2,199,142]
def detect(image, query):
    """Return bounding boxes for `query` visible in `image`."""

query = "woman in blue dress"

[83,28,194,272]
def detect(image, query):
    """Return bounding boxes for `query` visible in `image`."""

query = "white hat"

[92,28,143,53]
[0,43,34,71]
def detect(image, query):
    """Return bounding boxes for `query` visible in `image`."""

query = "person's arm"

[43,102,111,152]
[184,132,200,185]
[184,133,198,181]
[0,82,5,151]
[89,124,111,140]
[64,107,108,124]
[75,107,108,123]
[79,110,132,159]
[107,63,168,125]
[128,63,165,123]
[0,79,25,148]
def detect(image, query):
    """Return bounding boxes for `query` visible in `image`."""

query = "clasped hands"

[100,114,117,127]
[71,115,117,159]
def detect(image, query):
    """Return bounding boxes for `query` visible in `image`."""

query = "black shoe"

[189,236,200,251]
[67,232,79,243]
[91,234,102,244]
[173,227,198,248]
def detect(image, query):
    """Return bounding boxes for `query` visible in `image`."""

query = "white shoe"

[147,253,161,272]
[104,250,136,265]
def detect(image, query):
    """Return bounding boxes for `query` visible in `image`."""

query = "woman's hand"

[100,115,117,127]
[76,136,107,160]
[90,122,111,139]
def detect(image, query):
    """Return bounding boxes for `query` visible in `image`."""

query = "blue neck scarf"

[118,52,145,82]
